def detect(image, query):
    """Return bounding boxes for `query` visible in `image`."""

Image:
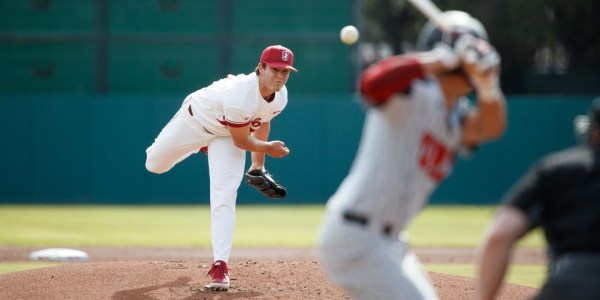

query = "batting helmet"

[574,97,600,144]
[416,10,489,51]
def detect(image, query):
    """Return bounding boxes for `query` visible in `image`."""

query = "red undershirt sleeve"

[359,55,426,105]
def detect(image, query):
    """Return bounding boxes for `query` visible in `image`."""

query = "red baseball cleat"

[206,260,230,291]
[200,146,208,155]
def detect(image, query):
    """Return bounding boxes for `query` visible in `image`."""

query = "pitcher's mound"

[0,260,537,300]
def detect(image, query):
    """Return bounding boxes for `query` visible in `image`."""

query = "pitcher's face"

[259,64,290,93]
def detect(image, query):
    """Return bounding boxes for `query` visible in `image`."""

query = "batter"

[317,11,506,299]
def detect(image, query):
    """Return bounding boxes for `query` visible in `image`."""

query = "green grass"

[0,204,546,247]
[0,205,323,247]
[0,204,546,288]
[425,264,546,288]
[0,205,212,246]
[0,262,62,275]
[408,205,545,248]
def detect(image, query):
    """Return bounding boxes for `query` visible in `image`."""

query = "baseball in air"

[340,25,359,45]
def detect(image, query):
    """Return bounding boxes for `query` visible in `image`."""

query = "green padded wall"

[0,95,596,204]
[108,1,218,33]
[0,42,97,93]
[232,1,350,34]
[108,42,221,93]
[0,0,357,94]
[0,1,95,32]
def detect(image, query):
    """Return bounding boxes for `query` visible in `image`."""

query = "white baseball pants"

[317,209,439,300]
[145,101,245,263]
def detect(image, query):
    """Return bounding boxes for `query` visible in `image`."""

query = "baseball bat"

[406,0,452,33]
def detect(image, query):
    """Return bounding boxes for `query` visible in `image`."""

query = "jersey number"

[218,117,262,132]
[249,118,262,132]
[418,132,454,182]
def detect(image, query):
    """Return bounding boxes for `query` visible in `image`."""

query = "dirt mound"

[0,260,538,300]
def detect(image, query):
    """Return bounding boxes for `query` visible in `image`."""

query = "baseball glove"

[245,169,287,199]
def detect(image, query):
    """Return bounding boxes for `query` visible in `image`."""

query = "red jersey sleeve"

[359,54,426,105]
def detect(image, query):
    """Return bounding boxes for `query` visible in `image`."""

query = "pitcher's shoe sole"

[206,283,229,291]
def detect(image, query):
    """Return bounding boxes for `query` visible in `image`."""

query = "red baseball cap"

[260,45,298,72]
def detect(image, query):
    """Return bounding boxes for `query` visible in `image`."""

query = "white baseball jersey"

[146,71,288,264]
[327,76,470,232]
[187,72,287,136]
[318,75,470,300]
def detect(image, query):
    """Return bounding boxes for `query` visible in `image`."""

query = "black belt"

[550,253,600,274]
[343,211,393,236]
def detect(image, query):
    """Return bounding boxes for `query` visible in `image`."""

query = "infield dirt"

[0,246,542,299]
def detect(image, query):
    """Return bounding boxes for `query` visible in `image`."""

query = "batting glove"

[455,35,501,72]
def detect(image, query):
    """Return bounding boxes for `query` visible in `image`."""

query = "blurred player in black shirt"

[477,98,600,300]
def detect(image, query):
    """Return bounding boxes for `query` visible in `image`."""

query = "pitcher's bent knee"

[145,157,170,174]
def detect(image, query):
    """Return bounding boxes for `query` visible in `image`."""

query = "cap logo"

[259,45,297,72]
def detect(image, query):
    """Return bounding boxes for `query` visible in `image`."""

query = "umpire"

[477,98,600,300]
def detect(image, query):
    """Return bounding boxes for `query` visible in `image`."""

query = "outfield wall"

[0,1,360,94]
[0,95,594,205]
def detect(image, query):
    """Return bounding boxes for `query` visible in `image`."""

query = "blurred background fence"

[0,0,598,204]
[0,0,361,94]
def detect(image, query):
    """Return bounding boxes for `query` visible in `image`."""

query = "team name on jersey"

[418,131,455,182]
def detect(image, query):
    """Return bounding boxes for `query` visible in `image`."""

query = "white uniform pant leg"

[317,210,438,300]
[145,105,209,174]
[207,137,246,263]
